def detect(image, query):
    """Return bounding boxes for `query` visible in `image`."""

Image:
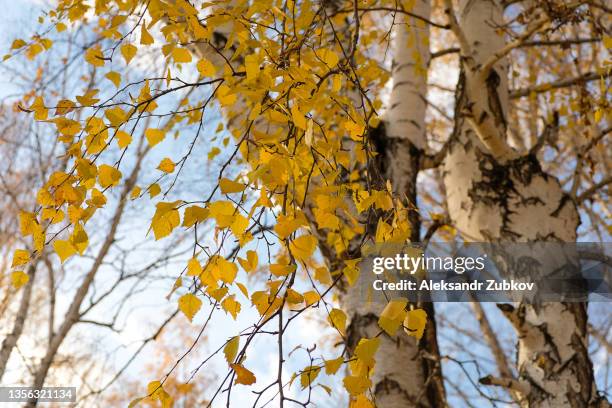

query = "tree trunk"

[0,264,36,381]
[442,1,607,406]
[344,2,446,406]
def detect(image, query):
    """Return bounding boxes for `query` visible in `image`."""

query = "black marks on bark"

[345,312,378,353]
[374,377,430,408]
[485,69,507,131]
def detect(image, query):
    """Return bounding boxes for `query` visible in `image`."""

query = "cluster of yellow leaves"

[378,299,428,340]
[14,1,423,406]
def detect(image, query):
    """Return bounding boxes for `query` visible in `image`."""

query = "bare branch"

[510,71,610,99]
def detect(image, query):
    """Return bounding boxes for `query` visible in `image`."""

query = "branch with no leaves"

[510,71,611,99]
[480,12,550,77]
[443,0,472,68]
[575,176,612,204]
[479,374,530,395]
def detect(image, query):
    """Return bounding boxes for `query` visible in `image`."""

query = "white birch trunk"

[345,2,446,407]
[442,1,606,406]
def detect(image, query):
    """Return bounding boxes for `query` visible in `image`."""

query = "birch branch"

[510,71,610,99]
[443,0,472,67]
[480,13,550,76]
[479,374,530,395]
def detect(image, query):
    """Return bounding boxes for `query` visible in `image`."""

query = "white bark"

[442,1,606,406]
[344,2,445,407]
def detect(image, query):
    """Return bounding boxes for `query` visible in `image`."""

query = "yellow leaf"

[354,337,380,366]
[230,364,256,385]
[145,128,165,146]
[236,282,249,298]
[223,336,240,364]
[53,240,77,263]
[157,158,176,173]
[324,356,344,375]
[289,235,317,262]
[217,257,238,284]
[351,394,374,408]
[11,271,30,289]
[317,49,339,68]
[343,259,361,286]
[29,96,48,121]
[116,130,132,148]
[147,381,172,407]
[70,223,89,255]
[149,183,161,198]
[76,89,100,106]
[40,208,65,224]
[231,213,249,238]
[19,211,38,236]
[84,46,105,67]
[55,99,75,115]
[140,22,154,45]
[56,22,67,32]
[404,308,427,340]
[11,39,26,50]
[344,120,365,140]
[328,308,347,335]
[186,257,202,276]
[98,165,122,188]
[291,104,307,130]
[178,293,202,321]
[238,250,258,273]
[105,71,121,87]
[197,58,216,77]
[274,214,306,239]
[130,186,141,199]
[300,365,321,389]
[172,47,192,63]
[121,43,137,64]
[128,397,144,408]
[183,206,209,227]
[11,249,30,267]
[343,376,370,396]
[208,146,221,160]
[270,263,296,277]
[150,201,181,240]
[105,106,127,127]
[314,266,332,285]
[219,178,246,194]
[378,299,408,336]
[303,290,320,306]
[244,54,259,80]
[217,84,237,106]
[222,296,241,319]
[208,201,236,228]
[285,288,304,304]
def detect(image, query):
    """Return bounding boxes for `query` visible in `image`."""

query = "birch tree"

[441,0,609,406]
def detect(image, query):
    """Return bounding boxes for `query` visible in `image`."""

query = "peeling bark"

[442,1,607,406]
